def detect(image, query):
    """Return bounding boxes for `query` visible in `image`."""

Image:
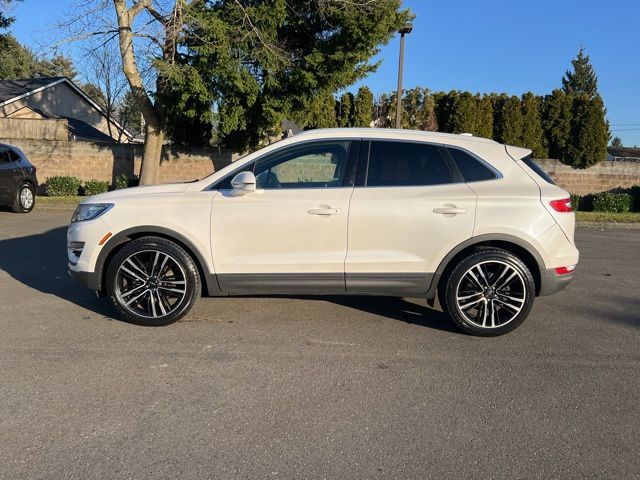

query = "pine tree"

[562,47,599,98]
[475,94,494,139]
[433,90,459,133]
[567,94,608,168]
[521,92,547,158]
[449,91,478,134]
[494,95,523,145]
[542,89,573,161]
[353,86,374,127]
[337,92,354,127]
[610,136,623,147]
[420,91,438,131]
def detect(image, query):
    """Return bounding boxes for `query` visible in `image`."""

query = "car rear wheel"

[12,182,35,213]
[105,237,200,326]
[440,248,535,336]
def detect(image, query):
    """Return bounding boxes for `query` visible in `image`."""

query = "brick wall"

[1,139,233,190]
[533,159,640,195]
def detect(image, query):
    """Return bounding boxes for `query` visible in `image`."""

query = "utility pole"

[395,22,413,129]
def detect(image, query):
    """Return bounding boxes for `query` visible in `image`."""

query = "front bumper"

[538,268,575,296]
[68,266,101,291]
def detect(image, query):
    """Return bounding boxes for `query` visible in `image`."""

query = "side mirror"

[230,171,256,195]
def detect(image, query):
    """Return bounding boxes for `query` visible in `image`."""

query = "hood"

[82,183,189,203]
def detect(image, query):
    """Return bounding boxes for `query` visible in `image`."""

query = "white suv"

[68,129,578,335]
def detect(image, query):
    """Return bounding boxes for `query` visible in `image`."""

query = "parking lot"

[0,210,639,479]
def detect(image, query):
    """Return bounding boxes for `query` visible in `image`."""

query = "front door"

[211,140,358,294]
[0,146,23,205]
[345,140,477,294]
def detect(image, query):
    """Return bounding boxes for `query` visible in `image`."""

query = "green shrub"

[592,192,632,213]
[570,194,581,211]
[113,174,139,190]
[113,174,129,190]
[83,179,109,196]
[45,176,81,196]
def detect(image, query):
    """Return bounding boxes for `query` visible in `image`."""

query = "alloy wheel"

[20,187,34,210]
[455,260,526,329]
[115,250,188,319]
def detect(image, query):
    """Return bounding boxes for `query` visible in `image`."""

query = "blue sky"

[9,0,640,145]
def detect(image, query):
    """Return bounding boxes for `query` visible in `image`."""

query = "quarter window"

[255,141,351,189]
[366,141,452,187]
[447,147,497,182]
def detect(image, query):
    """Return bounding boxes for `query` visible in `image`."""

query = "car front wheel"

[440,248,535,336]
[105,237,201,326]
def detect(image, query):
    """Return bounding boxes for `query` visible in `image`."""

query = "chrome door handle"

[433,206,467,215]
[307,206,340,216]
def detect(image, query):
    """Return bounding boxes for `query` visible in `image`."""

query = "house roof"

[607,146,640,159]
[0,77,68,104]
[0,76,133,140]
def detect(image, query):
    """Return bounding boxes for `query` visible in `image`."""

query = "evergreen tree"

[542,89,573,161]
[521,92,547,157]
[182,0,412,151]
[494,95,523,145]
[0,0,21,30]
[304,90,339,129]
[337,92,354,127]
[353,86,374,127]
[401,87,425,129]
[420,91,438,131]
[36,55,77,79]
[611,136,623,147]
[433,90,458,133]
[449,91,478,134]
[0,34,36,78]
[475,94,494,139]
[567,94,608,168]
[562,47,598,98]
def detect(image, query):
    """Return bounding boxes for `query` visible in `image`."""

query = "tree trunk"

[140,122,164,185]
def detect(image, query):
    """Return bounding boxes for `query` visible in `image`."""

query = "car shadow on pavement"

[0,226,115,318]
[0,225,458,332]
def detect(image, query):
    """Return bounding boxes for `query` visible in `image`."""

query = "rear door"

[345,140,477,294]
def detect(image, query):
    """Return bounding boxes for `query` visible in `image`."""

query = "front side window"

[255,141,351,189]
[366,141,453,187]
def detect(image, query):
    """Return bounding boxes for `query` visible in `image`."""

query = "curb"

[577,221,640,230]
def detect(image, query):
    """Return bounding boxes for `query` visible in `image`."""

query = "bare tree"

[81,43,129,141]
[56,0,199,184]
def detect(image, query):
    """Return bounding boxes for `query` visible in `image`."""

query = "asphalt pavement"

[1,210,639,479]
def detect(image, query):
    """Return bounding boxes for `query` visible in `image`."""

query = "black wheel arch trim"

[426,234,547,299]
[94,226,224,296]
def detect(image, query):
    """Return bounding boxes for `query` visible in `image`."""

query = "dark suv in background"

[0,143,38,213]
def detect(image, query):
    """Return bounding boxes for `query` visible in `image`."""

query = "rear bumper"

[538,268,575,296]
[68,266,101,291]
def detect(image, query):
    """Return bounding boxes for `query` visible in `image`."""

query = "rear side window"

[447,148,497,182]
[521,155,556,185]
[366,141,452,187]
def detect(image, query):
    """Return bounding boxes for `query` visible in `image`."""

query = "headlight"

[71,203,114,223]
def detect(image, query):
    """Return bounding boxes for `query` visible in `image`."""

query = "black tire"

[12,182,35,213]
[440,248,535,336]
[105,236,201,326]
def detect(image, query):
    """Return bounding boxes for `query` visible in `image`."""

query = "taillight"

[555,265,576,275]
[549,198,572,213]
